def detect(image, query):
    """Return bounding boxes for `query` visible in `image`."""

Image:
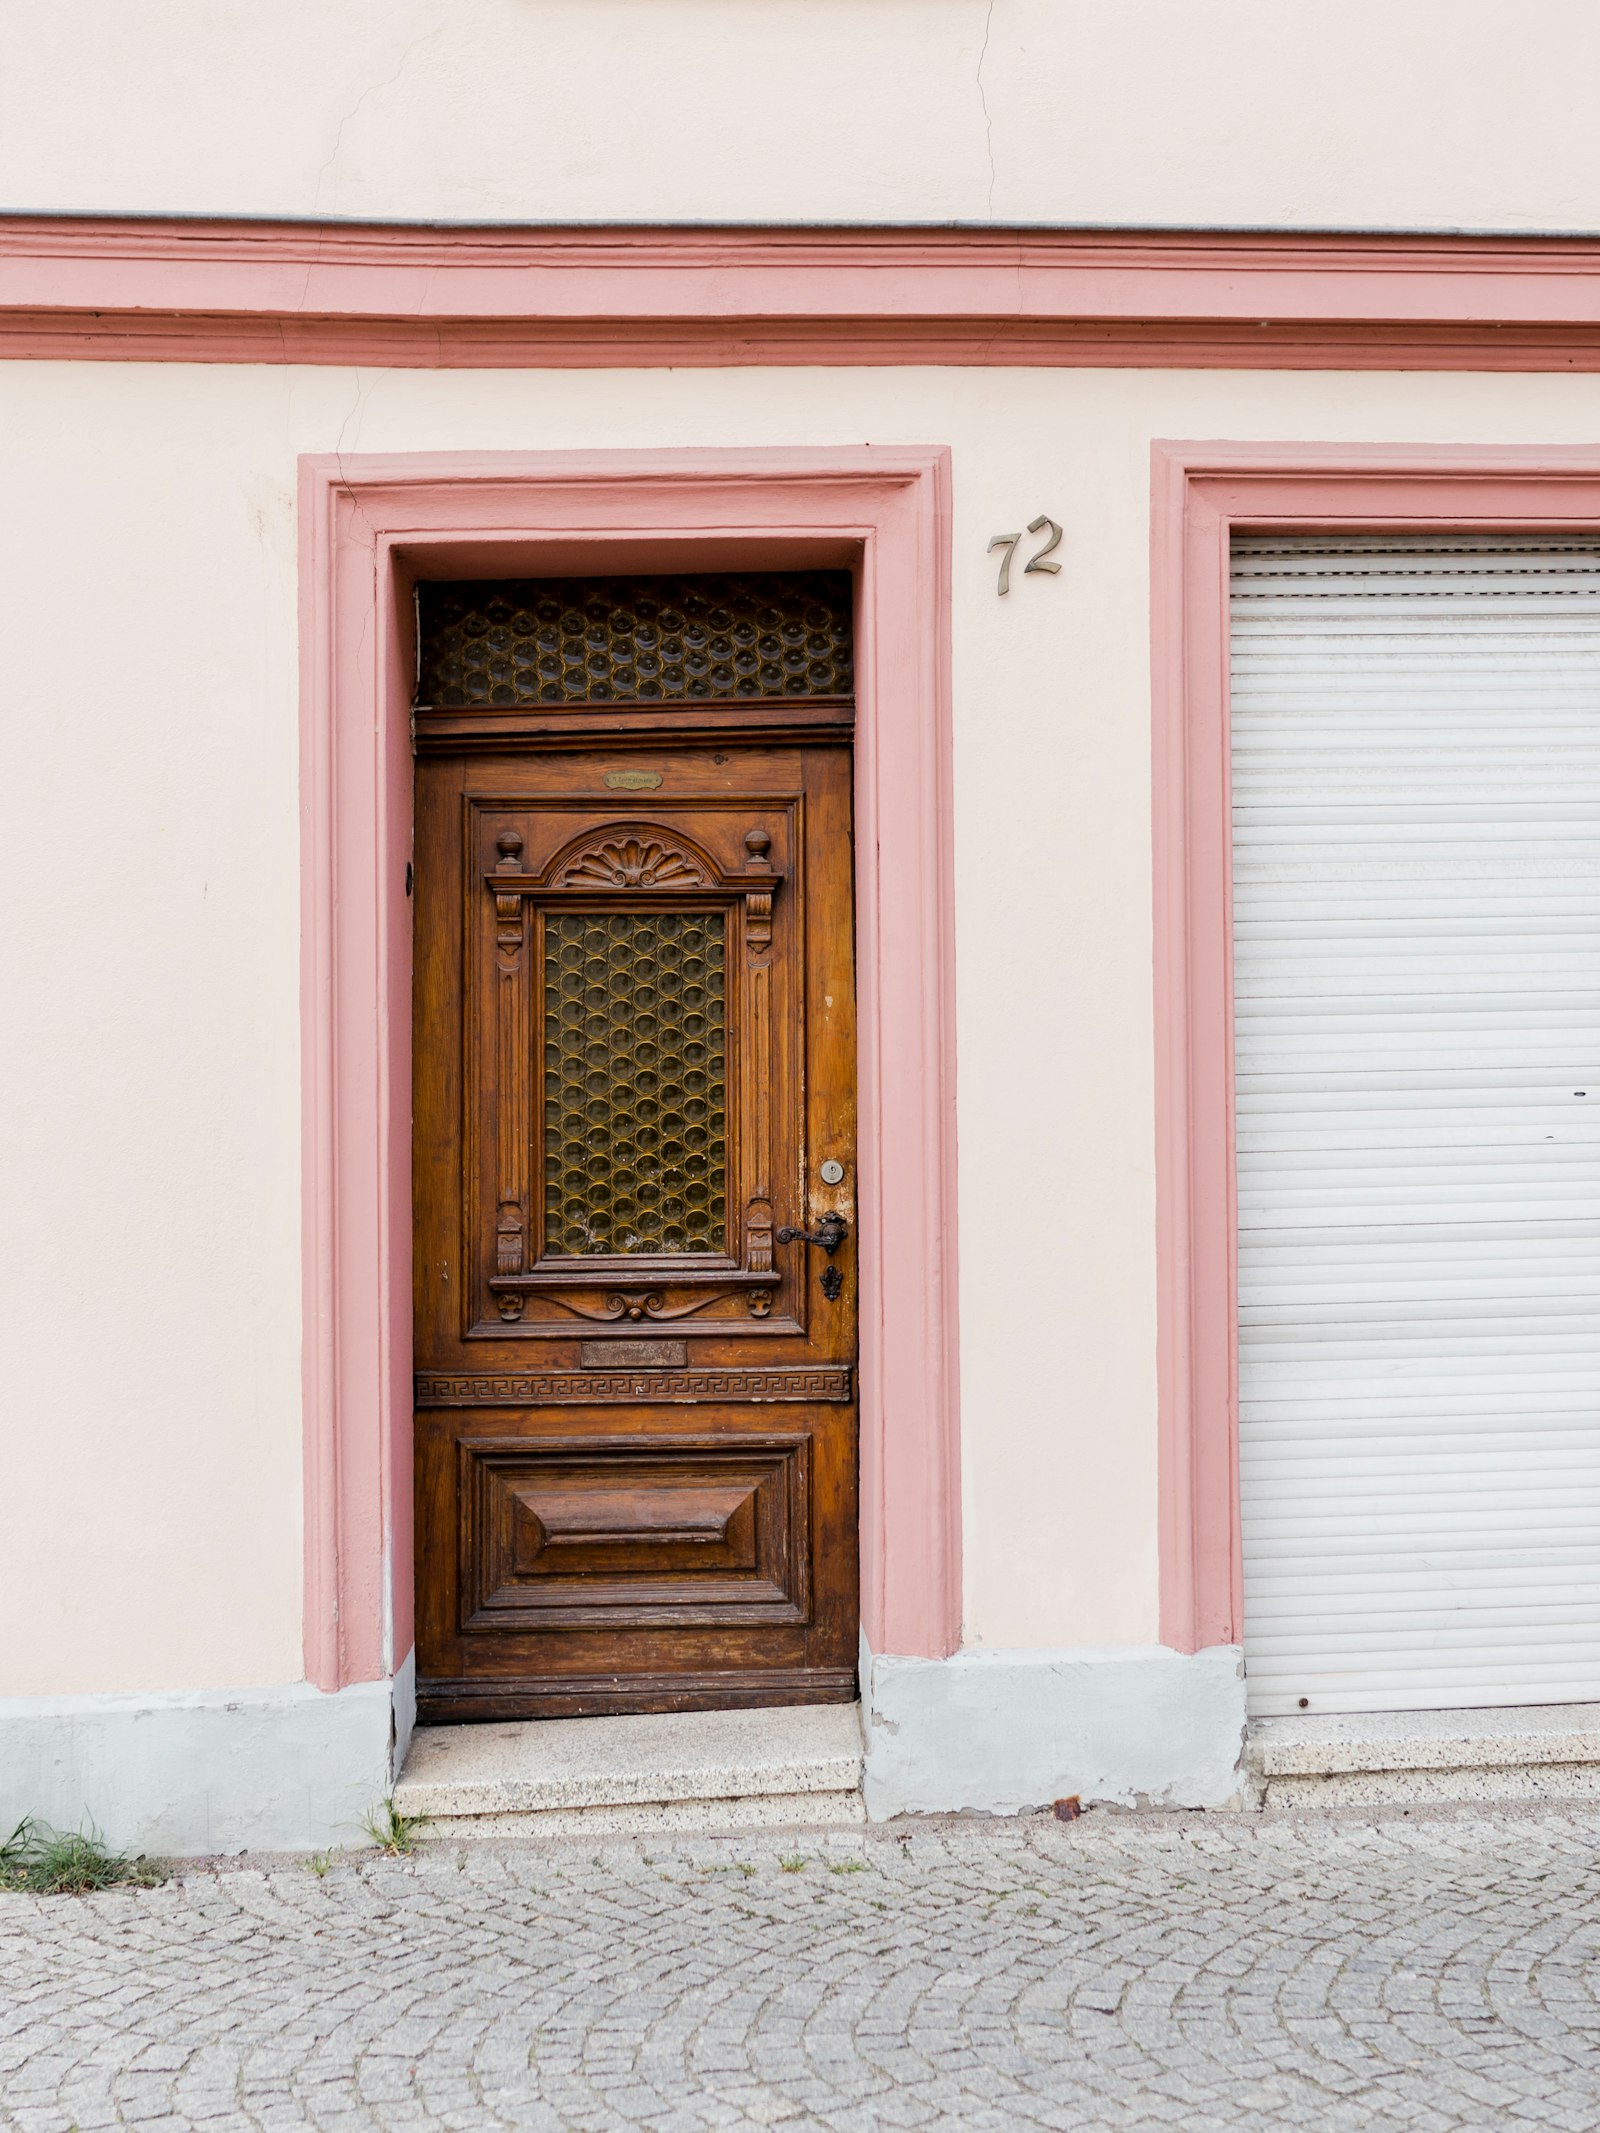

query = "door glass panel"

[543,912,728,1256]
[417,571,853,705]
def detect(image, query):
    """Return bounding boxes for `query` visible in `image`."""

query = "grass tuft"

[0,1817,166,1897]
[361,1798,430,1856]
[778,1854,808,1873]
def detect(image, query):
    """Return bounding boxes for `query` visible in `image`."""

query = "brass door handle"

[776,1213,849,1256]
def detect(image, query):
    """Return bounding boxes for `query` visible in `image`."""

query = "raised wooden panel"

[462,1435,809,1628]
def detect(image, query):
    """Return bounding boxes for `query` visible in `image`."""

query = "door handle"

[776,1212,849,1256]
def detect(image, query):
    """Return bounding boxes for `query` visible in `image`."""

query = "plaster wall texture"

[861,1643,1248,1817]
[9,362,1600,1704]
[0,1678,398,1854]
[1,0,1598,233]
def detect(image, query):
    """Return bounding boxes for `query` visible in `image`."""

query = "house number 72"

[989,515,1063,596]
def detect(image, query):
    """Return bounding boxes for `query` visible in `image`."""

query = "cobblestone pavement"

[6,1807,1600,2132]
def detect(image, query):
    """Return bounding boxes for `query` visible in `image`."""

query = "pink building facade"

[9,4,1600,1847]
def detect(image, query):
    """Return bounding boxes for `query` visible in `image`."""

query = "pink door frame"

[1153,442,1600,1655]
[298,446,961,1692]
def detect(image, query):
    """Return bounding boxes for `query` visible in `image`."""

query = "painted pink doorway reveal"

[299,447,960,1693]
[1153,442,1600,1657]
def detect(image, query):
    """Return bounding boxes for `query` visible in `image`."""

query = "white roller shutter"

[1232,535,1600,1716]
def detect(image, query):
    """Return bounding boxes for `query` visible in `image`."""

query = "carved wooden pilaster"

[493,829,529,1322]
[743,828,777,1306]
[742,825,776,951]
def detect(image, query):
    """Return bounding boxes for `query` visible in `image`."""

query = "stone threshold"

[1248,1702,1600,1810]
[394,1702,866,1836]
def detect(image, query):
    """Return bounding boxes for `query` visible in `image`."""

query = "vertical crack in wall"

[313,46,419,214]
[976,0,997,219]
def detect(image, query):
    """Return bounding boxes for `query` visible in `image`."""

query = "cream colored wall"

[2,0,1598,231]
[0,368,306,1693]
[8,361,1600,1693]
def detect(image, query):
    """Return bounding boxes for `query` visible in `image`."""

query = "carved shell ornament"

[547,826,716,891]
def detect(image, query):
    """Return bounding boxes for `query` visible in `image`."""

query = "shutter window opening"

[1232,536,1600,1716]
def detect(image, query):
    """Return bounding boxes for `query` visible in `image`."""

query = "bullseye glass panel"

[543,913,728,1256]
[418,571,853,705]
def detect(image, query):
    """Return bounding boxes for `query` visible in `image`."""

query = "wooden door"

[412,741,858,1719]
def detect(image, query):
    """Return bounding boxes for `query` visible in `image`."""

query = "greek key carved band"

[415,1366,852,1407]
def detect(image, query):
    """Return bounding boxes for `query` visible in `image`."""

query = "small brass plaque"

[604,769,663,791]
[580,1339,688,1369]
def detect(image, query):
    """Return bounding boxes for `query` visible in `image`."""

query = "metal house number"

[989,515,1063,597]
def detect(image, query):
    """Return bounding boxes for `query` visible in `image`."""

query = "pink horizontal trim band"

[8,219,1600,368]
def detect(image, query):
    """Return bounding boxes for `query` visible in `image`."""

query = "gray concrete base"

[392,1646,417,1776]
[1251,1702,1600,1809]
[0,1672,407,1855]
[394,1702,866,1835]
[860,1641,1247,1817]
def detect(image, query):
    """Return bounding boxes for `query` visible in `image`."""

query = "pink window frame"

[1154,442,1600,1654]
[298,447,960,1691]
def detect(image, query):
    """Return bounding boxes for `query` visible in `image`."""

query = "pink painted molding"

[1152,443,1600,1655]
[299,446,960,1691]
[14,218,1600,368]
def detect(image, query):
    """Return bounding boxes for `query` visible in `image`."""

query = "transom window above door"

[416,571,854,706]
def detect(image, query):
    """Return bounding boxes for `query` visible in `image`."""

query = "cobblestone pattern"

[6,1808,1600,2131]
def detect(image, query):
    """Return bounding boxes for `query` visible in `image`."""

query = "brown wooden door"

[412,741,858,1719]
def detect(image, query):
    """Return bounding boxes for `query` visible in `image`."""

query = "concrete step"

[1249,1702,1600,1810]
[394,1702,866,1836]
